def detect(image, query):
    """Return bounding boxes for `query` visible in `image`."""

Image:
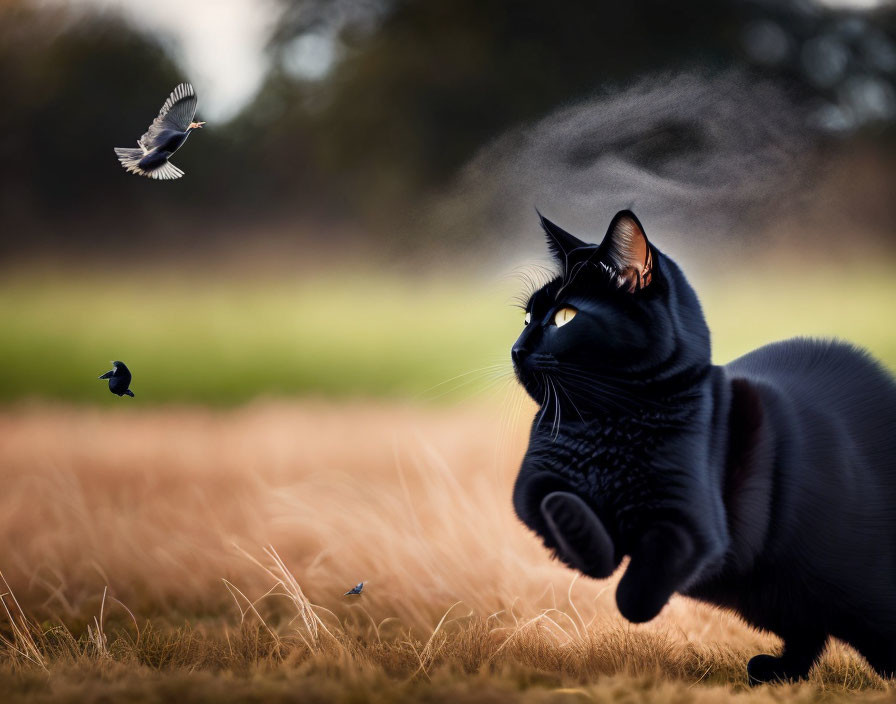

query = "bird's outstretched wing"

[139,83,197,149]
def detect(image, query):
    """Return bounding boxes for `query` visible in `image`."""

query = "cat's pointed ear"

[537,209,588,264]
[599,210,654,292]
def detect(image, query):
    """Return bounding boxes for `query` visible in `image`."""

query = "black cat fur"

[511,209,896,684]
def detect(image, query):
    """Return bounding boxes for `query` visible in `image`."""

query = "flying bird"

[98,361,134,397]
[344,582,364,596]
[114,83,205,180]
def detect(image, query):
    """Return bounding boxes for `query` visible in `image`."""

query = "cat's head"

[512,210,710,411]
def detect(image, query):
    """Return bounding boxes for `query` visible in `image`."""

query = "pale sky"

[58,0,280,119]
[55,0,893,121]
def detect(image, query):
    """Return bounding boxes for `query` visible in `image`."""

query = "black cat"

[511,209,896,684]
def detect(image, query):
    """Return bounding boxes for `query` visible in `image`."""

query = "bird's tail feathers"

[114,147,144,173]
[149,161,185,180]
[124,390,135,397]
[114,148,184,180]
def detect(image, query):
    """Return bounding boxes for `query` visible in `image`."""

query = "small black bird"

[114,83,205,180]
[98,361,134,397]
[344,582,364,596]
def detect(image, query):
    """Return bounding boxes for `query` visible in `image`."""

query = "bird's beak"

[190,121,206,129]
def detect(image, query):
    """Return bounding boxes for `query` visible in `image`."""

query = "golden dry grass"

[0,400,892,702]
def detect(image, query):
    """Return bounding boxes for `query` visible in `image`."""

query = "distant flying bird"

[344,582,364,596]
[98,361,134,397]
[114,83,205,180]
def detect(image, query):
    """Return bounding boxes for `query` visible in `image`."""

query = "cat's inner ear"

[538,210,588,265]
[599,210,654,292]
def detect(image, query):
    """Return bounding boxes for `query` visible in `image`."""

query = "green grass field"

[0,263,894,404]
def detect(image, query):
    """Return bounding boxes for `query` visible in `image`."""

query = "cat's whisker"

[555,378,586,425]
[420,378,506,403]
[493,382,529,476]
[534,372,552,432]
[492,381,515,473]
[555,365,671,411]
[420,371,513,403]
[415,363,511,402]
[550,378,562,441]
[419,363,508,392]
[548,369,643,414]
[505,265,557,306]
[506,265,563,313]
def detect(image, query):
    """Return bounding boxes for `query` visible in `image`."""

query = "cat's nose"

[511,346,527,366]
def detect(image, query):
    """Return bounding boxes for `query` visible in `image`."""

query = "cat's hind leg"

[747,633,827,685]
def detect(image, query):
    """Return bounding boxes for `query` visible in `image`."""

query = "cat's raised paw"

[540,491,615,579]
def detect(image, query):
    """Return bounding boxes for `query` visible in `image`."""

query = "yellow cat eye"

[524,311,531,325]
[553,306,577,327]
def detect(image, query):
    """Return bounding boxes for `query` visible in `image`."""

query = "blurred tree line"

[0,0,894,259]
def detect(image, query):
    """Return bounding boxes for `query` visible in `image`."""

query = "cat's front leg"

[615,522,700,623]
[540,491,616,579]
[513,470,619,580]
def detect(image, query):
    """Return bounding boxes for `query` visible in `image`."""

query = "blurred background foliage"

[2,0,895,255]
[0,0,894,402]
